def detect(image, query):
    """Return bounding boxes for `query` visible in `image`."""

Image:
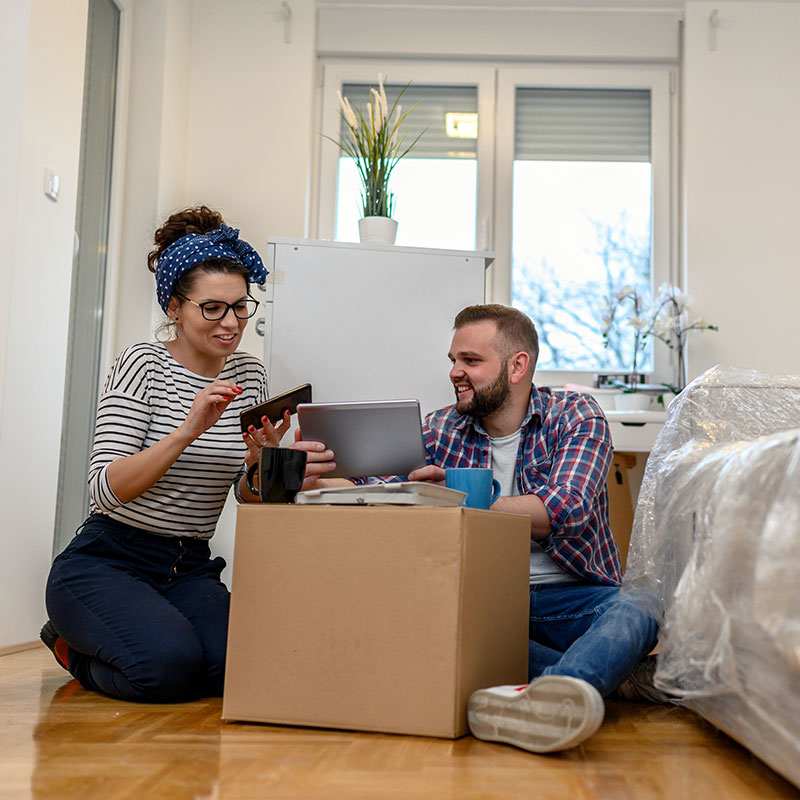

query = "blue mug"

[445,467,501,510]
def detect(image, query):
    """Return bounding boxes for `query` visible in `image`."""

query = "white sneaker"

[467,675,605,753]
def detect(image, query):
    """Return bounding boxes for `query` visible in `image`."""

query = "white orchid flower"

[653,314,676,336]
[628,315,649,331]
[668,286,692,308]
[657,283,694,311]
[614,285,635,301]
[657,282,672,297]
[655,286,673,306]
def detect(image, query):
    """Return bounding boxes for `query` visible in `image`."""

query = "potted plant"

[603,283,719,409]
[329,75,422,245]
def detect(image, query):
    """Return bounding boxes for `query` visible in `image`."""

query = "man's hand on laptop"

[291,428,350,490]
[407,465,446,484]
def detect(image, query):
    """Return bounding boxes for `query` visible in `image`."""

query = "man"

[303,303,659,753]
[404,304,658,753]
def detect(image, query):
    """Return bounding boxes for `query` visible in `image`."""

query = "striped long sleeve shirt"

[87,342,268,539]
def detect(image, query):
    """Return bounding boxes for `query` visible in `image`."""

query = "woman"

[41,206,333,702]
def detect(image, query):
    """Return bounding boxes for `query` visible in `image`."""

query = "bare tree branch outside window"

[513,212,652,372]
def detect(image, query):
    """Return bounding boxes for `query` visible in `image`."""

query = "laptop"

[296,399,428,478]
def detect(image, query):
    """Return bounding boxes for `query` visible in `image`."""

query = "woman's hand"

[291,428,338,490]
[242,410,292,467]
[179,380,243,442]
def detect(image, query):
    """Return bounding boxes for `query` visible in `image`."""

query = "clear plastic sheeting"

[623,365,800,788]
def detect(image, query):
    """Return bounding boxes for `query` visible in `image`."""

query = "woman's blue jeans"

[529,582,659,697]
[45,514,230,703]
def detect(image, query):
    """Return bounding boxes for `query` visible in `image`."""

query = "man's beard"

[455,362,511,418]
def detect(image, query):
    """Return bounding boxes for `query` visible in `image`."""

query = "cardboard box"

[607,452,637,569]
[222,505,530,738]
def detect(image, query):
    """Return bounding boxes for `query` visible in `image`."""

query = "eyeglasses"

[175,293,260,321]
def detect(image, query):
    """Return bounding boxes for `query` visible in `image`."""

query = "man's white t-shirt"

[489,428,578,585]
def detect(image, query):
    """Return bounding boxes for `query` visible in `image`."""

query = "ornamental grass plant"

[329,75,422,219]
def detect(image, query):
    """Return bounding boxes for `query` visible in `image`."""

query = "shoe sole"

[468,676,605,753]
[40,621,69,672]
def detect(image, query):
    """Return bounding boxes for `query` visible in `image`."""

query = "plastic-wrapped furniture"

[624,366,800,788]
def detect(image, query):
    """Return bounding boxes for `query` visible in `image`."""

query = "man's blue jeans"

[529,582,658,697]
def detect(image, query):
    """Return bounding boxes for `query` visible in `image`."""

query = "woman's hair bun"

[147,205,225,273]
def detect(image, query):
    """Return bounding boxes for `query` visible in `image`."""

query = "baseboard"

[0,640,42,658]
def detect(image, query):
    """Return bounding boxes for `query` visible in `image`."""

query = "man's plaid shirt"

[423,385,621,586]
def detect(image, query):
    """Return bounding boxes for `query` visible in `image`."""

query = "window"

[317,63,496,252]
[495,67,676,383]
[318,63,676,382]
[512,87,653,371]
[335,84,478,250]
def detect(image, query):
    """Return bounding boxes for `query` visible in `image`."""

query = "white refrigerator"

[213,239,492,582]
[259,238,493,418]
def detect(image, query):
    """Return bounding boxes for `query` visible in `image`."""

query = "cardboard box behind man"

[223,505,531,738]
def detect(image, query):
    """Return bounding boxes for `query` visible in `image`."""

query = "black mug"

[246,447,307,503]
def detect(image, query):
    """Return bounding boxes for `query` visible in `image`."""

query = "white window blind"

[515,88,651,162]
[340,84,477,159]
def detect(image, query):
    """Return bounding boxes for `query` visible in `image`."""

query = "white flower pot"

[591,388,622,412]
[358,216,398,245]
[657,391,678,410]
[614,392,652,411]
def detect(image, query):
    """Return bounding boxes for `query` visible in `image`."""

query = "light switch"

[44,167,60,202]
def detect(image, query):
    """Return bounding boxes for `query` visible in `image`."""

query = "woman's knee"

[121,640,207,702]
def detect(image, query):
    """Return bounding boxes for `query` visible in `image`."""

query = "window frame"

[494,64,678,386]
[315,60,496,256]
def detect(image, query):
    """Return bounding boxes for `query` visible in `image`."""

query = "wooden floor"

[2,645,797,799]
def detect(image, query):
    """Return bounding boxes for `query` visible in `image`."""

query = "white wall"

[682,1,800,379]
[183,0,316,361]
[317,4,681,60]
[0,0,88,647]
[0,2,32,423]
[114,0,316,357]
[113,0,193,359]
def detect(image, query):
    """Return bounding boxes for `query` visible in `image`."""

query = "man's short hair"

[454,304,539,370]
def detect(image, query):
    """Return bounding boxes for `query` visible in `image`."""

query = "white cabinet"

[260,239,493,417]
[605,410,667,452]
